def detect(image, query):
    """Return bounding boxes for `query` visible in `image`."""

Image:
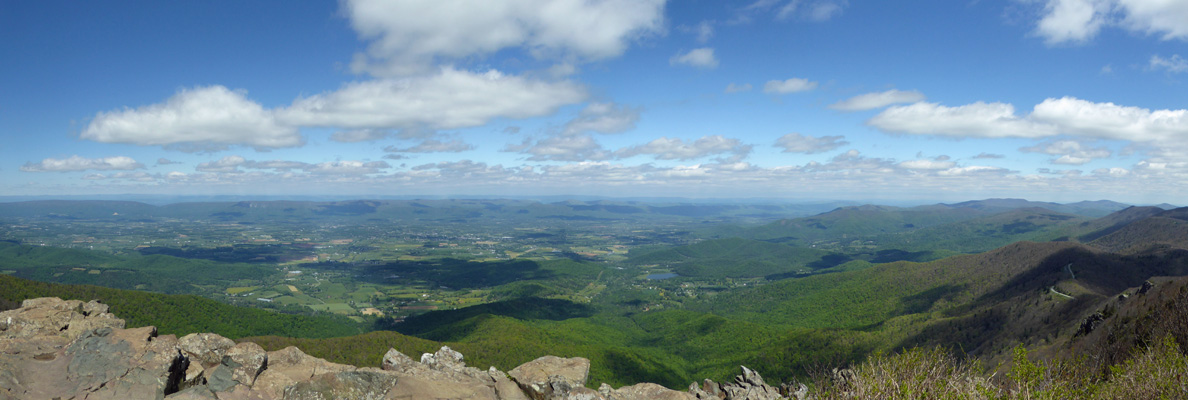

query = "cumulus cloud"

[868,101,1058,138]
[801,150,897,173]
[156,158,181,165]
[1020,140,1112,165]
[1028,96,1188,142]
[670,48,719,69]
[561,103,641,136]
[343,0,667,76]
[195,155,247,173]
[937,166,1009,176]
[515,134,612,162]
[763,78,818,94]
[615,135,752,161]
[194,155,390,175]
[973,153,1006,159]
[21,156,145,172]
[81,86,301,150]
[384,139,475,153]
[1150,54,1188,73]
[492,101,632,161]
[829,89,926,111]
[1036,0,1112,45]
[307,161,391,175]
[1034,0,1188,45]
[83,172,161,182]
[724,83,753,93]
[279,68,587,131]
[1093,167,1131,177]
[243,160,309,170]
[330,129,392,143]
[870,97,1188,153]
[773,133,849,154]
[898,159,957,170]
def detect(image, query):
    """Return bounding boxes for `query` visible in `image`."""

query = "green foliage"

[0,241,272,294]
[0,274,362,339]
[627,237,833,278]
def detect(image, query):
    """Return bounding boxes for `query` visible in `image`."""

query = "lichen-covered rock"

[600,382,696,400]
[0,311,186,400]
[381,347,418,373]
[252,346,354,399]
[387,374,501,400]
[718,366,782,400]
[281,369,399,400]
[493,367,532,400]
[179,332,236,367]
[509,355,591,400]
[0,297,123,340]
[225,341,268,386]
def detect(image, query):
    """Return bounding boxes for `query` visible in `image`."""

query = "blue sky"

[2,0,1186,203]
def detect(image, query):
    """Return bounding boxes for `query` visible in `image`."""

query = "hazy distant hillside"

[945,198,1130,217]
[626,237,834,279]
[871,207,1085,254]
[1073,206,1167,242]
[0,199,839,224]
[746,204,989,244]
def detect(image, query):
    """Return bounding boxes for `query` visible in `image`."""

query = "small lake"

[646,272,680,280]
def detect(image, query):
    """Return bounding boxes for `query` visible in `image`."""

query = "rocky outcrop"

[0,297,801,400]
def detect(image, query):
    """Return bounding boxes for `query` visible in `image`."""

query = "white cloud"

[195,155,247,173]
[872,97,1188,144]
[724,83,753,93]
[1034,0,1188,45]
[81,86,301,150]
[21,156,145,172]
[1150,54,1188,73]
[279,68,587,131]
[937,166,1008,176]
[804,150,897,172]
[670,48,719,69]
[385,139,475,153]
[829,89,926,111]
[156,158,181,165]
[869,101,1057,138]
[615,135,752,161]
[514,134,612,162]
[973,153,1006,159]
[194,156,390,176]
[1020,140,1112,165]
[1029,96,1188,142]
[343,0,667,76]
[330,129,392,143]
[773,133,849,154]
[307,161,391,175]
[243,160,309,170]
[1093,167,1131,177]
[763,78,818,94]
[82,172,160,182]
[898,159,957,170]
[1036,0,1111,45]
[562,102,641,136]
[1116,0,1188,40]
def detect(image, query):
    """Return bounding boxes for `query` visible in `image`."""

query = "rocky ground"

[0,297,806,400]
